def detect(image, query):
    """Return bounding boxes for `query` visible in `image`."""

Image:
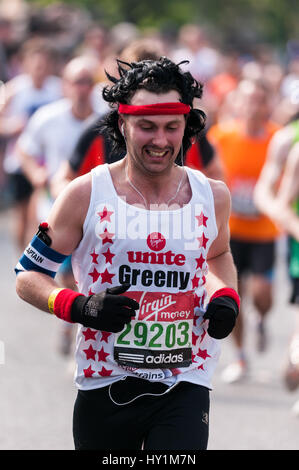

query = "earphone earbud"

[121,124,125,137]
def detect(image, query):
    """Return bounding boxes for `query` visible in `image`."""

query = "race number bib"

[231,178,259,217]
[114,291,194,369]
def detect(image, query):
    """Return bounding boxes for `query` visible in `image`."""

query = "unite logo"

[147,232,166,251]
[126,231,186,266]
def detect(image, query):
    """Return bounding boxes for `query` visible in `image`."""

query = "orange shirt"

[208,120,281,241]
[207,73,238,103]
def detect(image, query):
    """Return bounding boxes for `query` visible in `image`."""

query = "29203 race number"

[116,321,190,349]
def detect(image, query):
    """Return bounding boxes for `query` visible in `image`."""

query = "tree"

[26,0,299,48]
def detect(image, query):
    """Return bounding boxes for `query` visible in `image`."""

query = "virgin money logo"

[123,291,194,322]
[147,232,166,251]
[138,292,177,321]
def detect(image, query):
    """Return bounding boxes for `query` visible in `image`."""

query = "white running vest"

[72,164,220,390]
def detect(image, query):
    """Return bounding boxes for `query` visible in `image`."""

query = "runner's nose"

[151,129,169,149]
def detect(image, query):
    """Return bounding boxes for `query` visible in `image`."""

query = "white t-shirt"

[3,74,62,174]
[17,98,96,178]
[72,164,220,391]
[172,46,219,82]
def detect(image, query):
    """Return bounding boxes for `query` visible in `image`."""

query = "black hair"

[98,56,206,159]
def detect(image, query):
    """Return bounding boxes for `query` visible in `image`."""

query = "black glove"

[71,284,139,333]
[203,295,239,339]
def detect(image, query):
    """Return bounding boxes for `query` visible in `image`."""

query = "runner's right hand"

[70,284,139,332]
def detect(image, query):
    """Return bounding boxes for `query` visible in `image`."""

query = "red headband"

[118,102,191,115]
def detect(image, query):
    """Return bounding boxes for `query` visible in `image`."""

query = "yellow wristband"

[48,288,65,314]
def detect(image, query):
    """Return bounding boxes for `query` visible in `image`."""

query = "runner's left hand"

[203,296,239,339]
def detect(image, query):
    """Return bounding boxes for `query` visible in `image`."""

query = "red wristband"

[210,288,240,309]
[52,288,84,323]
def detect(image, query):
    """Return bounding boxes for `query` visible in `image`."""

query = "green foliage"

[25,0,299,46]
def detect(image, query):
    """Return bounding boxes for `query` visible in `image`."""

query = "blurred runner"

[0,38,62,252]
[254,112,299,415]
[208,78,281,383]
[16,55,98,356]
[16,55,98,229]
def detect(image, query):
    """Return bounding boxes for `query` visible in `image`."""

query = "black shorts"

[7,173,33,203]
[230,238,275,279]
[73,378,210,450]
[290,278,299,304]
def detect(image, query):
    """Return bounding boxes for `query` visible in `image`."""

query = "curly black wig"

[98,57,206,160]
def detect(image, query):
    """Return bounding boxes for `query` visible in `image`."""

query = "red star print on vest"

[196,212,208,227]
[82,328,97,341]
[197,233,209,249]
[102,247,115,264]
[98,206,114,222]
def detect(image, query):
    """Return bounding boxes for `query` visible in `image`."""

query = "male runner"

[15,57,239,450]
[254,114,299,414]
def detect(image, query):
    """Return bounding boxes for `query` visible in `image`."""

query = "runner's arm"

[205,179,238,298]
[201,150,224,180]
[15,109,49,188]
[0,82,26,137]
[253,126,293,220]
[15,173,91,312]
[204,179,239,339]
[49,160,77,199]
[198,134,224,181]
[16,145,48,188]
[273,142,299,241]
[16,172,139,331]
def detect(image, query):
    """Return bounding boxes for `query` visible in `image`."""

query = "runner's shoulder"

[270,123,296,148]
[208,178,231,214]
[64,171,91,199]
[267,123,298,166]
[53,172,92,222]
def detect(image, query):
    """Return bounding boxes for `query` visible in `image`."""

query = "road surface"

[0,209,298,450]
